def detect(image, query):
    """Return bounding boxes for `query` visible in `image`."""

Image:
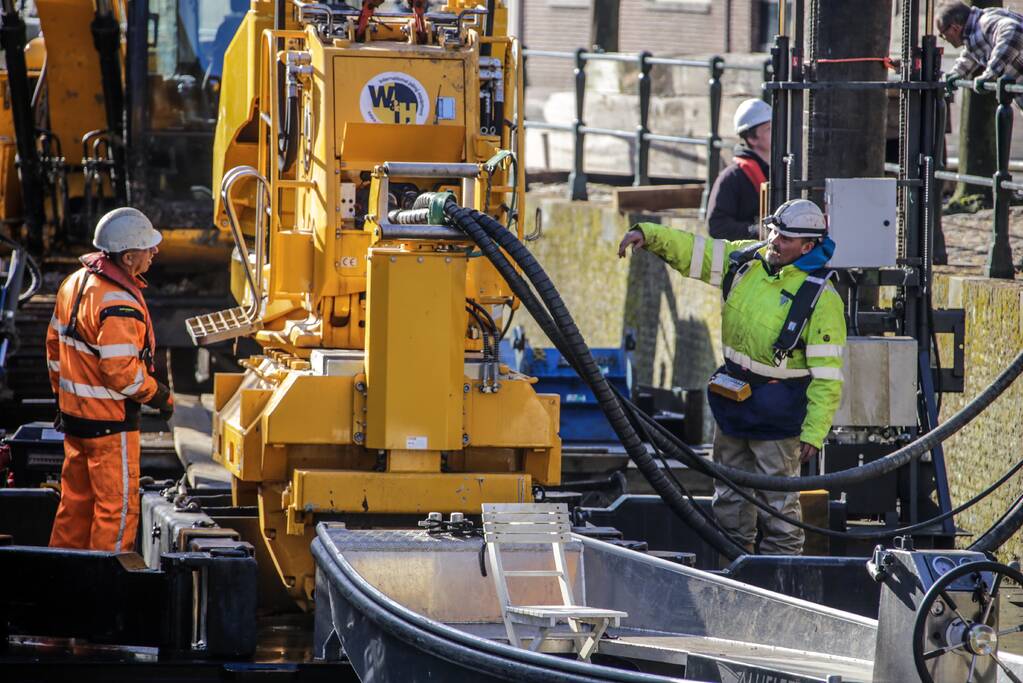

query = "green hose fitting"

[428,191,455,225]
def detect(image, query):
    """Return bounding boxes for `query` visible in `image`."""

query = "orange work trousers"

[49,430,140,552]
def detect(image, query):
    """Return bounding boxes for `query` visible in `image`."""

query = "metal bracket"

[931,308,965,393]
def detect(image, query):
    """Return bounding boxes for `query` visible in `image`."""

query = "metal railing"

[886,76,1023,278]
[523,48,771,207]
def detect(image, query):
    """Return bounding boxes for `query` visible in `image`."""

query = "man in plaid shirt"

[937,1,1023,106]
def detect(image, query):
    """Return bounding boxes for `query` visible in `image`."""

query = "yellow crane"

[187,0,561,607]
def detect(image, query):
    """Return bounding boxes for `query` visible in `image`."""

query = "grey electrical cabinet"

[825,177,898,268]
[832,336,918,427]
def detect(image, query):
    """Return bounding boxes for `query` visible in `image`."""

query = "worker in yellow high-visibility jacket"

[618,199,845,555]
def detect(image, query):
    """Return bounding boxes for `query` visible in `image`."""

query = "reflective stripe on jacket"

[635,222,846,449]
[46,263,159,437]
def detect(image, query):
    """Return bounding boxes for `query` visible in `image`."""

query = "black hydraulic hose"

[0,233,40,304]
[465,204,1023,542]
[1,0,47,253]
[445,204,743,560]
[642,345,1023,493]
[969,491,1023,554]
[627,386,1023,540]
[90,3,126,202]
[466,304,493,370]
[464,205,1023,502]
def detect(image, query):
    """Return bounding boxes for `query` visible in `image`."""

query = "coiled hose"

[969,492,1023,554]
[435,199,1023,553]
[0,233,41,304]
[443,203,747,559]
[465,207,1023,494]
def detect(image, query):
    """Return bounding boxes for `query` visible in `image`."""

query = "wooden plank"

[612,184,704,212]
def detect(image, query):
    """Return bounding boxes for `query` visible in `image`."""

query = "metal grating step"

[185,307,261,346]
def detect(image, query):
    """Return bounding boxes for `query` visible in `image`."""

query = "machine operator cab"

[126,0,248,221]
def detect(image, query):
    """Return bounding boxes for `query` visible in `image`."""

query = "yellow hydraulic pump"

[186,0,560,606]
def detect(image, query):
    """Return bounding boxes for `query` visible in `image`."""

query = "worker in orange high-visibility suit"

[46,207,174,551]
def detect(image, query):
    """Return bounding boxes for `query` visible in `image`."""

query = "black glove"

[973,76,992,95]
[53,410,64,433]
[944,71,960,97]
[146,382,175,422]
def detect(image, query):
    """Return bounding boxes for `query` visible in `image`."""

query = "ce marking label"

[339,256,359,268]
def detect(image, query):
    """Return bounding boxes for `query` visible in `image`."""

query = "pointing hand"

[617,229,646,258]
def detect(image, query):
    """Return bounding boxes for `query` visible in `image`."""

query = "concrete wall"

[935,274,1023,562]
[519,193,723,434]
[519,194,1023,561]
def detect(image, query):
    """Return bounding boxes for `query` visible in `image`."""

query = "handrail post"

[761,57,772,101]
[988,76,1015,279]
[568,48,588,201]
[700,55,725,219]
[633,50,652,186]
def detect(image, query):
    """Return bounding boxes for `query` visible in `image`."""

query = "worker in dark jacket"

[706,99,772,241]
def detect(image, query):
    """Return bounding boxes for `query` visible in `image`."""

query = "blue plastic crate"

[500,336,631,443]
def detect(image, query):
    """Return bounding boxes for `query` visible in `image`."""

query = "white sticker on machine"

[361,72,431,125]
[406,436,429,450]
[436,96,456,121]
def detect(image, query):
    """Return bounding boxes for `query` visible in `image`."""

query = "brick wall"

[523,0,760,90]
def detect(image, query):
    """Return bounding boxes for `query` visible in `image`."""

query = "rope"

[815,56,899,71]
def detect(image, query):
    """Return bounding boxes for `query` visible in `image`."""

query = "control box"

[825,177,898,268]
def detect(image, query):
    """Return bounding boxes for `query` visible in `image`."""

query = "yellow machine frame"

[197,0,559,606]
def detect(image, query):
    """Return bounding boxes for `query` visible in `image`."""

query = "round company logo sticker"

[360,72,430,125]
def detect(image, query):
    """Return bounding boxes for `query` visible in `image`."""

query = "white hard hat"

[764,199,827,238]
[733,98,772,135]
[93,207,162,253]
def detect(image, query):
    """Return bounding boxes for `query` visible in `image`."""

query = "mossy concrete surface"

[935,274,1023,561]
[519,194,726,442]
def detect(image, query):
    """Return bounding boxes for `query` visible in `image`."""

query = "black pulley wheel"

[912,560,1023,683]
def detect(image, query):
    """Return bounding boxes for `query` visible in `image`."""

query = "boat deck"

[449,623,874,682]
[601,631,873,682]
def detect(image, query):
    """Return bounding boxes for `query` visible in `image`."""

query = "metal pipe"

[220,166,270,318]
[568,48,587,201]
[521,49,575,59]
[578,126,633,140]
[382,162,480,178]
[988,76,1016,279]
[933,170,994,188]
[377,225,467,240]
[788,0,805,199]
[644,133,706,145]
[766,81,935,91]
[633,51,652,187]
[701,55,724,217]
[523,121,574,132]
[646,56,711,68]
[769,34,789,211]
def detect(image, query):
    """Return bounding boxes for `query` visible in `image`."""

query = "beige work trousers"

[711,431,804,555]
